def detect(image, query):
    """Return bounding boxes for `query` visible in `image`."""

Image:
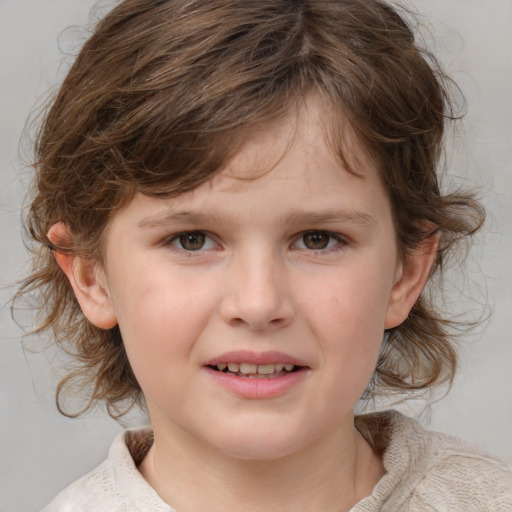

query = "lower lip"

[204,367,308,399]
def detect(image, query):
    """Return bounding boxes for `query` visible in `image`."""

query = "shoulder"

[411,453,512,511]
[41,428,172,512]
[40,458,120,512]
[356,410,512,512]
[407,421,512,511]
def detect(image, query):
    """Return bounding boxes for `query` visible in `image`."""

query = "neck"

[139,417,384,512]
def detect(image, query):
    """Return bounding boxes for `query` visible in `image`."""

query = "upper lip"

[204,350,309,367]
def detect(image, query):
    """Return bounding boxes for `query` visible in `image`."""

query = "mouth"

[207,362,301,379]
[204,352,309,398]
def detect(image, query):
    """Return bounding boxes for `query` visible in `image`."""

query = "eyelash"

[165,231,219,253]
[164,230,349,255]
[292,231,348,253]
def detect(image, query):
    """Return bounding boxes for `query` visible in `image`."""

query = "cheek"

[300,268,392,339]
[296,266,391,388]
[108,266,218,378]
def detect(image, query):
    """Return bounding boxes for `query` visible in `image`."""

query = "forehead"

[215,96,378,189]
[116,97,392,236]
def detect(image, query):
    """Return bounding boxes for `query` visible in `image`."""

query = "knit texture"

[42,410,512,512]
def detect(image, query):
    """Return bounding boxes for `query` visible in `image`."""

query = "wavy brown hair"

[16,0,484,417]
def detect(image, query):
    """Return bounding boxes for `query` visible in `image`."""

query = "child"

[19,0,512,510]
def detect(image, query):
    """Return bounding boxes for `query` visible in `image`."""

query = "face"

[87,100,415,460]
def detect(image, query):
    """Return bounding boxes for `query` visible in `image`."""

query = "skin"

[50,98,437,511]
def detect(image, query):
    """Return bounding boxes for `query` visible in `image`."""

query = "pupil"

[304,232,329,250]
[180,233,205,250]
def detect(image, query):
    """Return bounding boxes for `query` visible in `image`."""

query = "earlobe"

[48,222,118,330]
[384,232,439,329]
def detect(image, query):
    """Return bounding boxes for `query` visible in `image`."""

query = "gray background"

[1,1,511,511]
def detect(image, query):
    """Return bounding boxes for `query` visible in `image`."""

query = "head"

[21,0,483,418]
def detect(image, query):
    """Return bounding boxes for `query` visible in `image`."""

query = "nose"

[219,249,295,331]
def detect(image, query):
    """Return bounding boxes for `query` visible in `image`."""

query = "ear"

[385,232,439,329]
[48,222,118,329]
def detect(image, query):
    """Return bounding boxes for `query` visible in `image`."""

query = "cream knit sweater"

[42,410,512,511]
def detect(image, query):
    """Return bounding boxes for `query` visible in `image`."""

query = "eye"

[168,231,218,251]
[293,231,345,251]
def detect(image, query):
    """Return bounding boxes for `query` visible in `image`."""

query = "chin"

[209,425,310,461]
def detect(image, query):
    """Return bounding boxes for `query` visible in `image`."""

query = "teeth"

[227,363,240,372]
[239,363,257,375]
[257,364,276,375]
[216,362,296,374]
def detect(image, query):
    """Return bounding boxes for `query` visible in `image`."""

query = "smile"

[203,351,309,397]
[210,362,298,378]
[204,352,308,398]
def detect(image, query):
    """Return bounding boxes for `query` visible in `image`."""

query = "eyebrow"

[138,209,376,228]
[138,211,223,228]
[284,210,376,227]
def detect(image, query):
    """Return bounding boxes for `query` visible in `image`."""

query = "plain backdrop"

[1,1,511,511]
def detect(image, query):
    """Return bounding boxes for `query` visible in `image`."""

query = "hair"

[16,0,484,417]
